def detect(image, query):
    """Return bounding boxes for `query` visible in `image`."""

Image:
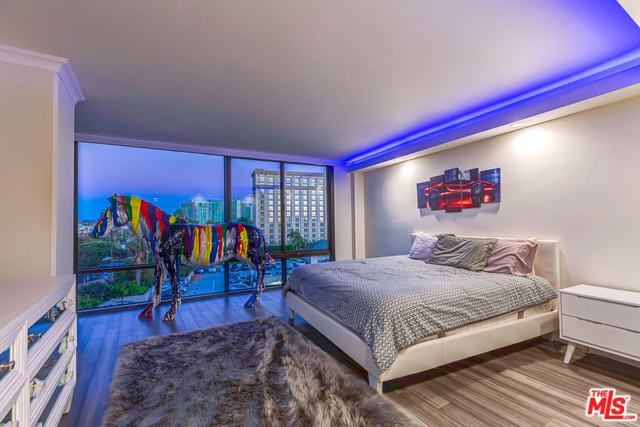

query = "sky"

[77,142,325,220]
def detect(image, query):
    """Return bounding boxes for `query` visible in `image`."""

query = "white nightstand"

[559,284,640,364]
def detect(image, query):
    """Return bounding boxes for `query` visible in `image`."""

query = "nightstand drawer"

[562,315,640,357]
[561,293,640,332]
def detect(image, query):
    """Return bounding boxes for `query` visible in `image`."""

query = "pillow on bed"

[409,232,438,260]
[426,234,497,271]
[483,238,538,275]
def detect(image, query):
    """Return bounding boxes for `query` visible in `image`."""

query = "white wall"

[332,166,356,260]
[0,60,55,283]
[363,94,640,292]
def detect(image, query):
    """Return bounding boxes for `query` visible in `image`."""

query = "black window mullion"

[326,166,335,261]
[224,156,231,291]
[279,161,286,279]
[279,161,286,253]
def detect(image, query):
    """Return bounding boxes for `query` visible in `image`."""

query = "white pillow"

[409,232,438,260]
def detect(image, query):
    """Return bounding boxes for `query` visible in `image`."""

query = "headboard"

[533,240,560,290]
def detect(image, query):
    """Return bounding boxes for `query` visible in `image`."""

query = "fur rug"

[101,316,417,426]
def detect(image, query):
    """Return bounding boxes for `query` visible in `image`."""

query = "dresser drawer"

[0,275,75,427]
[561,293,640,332]
[562,315,640,358]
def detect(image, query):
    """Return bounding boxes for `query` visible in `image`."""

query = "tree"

[287,230,308,250]
[77,281,112,308]
[172,208,197,223]
[110,282,127,304]
[76,240,112,269]
[77,294,103,310]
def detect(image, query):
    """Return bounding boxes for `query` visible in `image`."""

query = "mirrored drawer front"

[27,296,73,349]
[30,332,73,402]
[561,294,640,332]
[562,315,640,358]
[0,346,14,385]
[1,404,16,427]
[35,365,75,426]
[0,326,20,389]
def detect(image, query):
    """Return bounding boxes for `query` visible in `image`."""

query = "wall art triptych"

[417,167,501,213]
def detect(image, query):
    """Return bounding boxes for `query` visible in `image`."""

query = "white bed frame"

[286,239,561,393]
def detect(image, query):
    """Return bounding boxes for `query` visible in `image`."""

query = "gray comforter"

[283,256,557,372]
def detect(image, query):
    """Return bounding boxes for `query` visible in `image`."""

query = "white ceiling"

[1,0,640,168]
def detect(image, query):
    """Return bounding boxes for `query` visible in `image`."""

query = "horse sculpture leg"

[243,253,268,308]
[243,262,259,308]
[256,263,266,301]
[164,280,180,321]
[163,254,180,321]
[139,262,163,319]
[243,292,258,308]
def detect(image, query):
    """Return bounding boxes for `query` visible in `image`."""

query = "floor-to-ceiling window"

[230,158,283,289]
[75,142,332,312]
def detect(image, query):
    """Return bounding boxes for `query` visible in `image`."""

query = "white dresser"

[560,284,640,364]
[0,275,76,427]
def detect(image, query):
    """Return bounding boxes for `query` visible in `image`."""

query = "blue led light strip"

[344,46,640,168]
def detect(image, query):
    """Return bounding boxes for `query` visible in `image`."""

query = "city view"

[76,142,330,311]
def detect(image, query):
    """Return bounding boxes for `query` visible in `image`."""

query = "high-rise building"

[252,169,326,247]
[231,199,252,222]
[180,199,224,224]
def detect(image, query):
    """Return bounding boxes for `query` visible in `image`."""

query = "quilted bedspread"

[283,256,557,373]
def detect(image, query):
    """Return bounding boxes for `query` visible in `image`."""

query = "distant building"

[77,220,95,235]
[181,199,224,224]
[180,198,252,224]
[231,199,252,222]
[177,168,327,244]
[252,169,326,246]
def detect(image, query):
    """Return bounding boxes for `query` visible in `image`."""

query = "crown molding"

[0,43,85,105]
[0,43,66,72]
[58,61,85,105]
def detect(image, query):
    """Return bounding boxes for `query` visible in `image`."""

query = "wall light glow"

[399,161,415,177]
[514,129,550,155]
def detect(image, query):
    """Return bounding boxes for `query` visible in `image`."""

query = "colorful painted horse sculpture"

[92,194,182,319]
[92,194,274,320]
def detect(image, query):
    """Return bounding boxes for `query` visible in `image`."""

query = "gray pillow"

[426,235,498,271]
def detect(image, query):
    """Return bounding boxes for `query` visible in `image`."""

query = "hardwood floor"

[60,290,640,426]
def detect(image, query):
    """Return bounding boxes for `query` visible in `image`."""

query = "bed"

[283,234,561,393]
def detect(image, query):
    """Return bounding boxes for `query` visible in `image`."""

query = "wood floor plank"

[468,365,597,425]
[58,291,640,427]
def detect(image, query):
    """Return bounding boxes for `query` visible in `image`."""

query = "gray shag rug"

[101,316,417,426]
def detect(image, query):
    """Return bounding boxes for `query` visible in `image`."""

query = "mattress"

[283,255,558,372]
